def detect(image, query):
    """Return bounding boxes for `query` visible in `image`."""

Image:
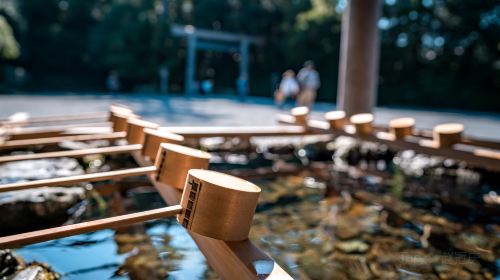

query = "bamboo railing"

[278,107,500,172]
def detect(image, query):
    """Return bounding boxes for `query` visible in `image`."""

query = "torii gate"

[171,24,264,95]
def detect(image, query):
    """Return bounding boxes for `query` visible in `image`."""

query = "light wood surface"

[0,205,182,249]
[0,144,142,163]
[0,166,156,192]
[125,118,159,144]
[0,132,126,150]
[142,128,184,161]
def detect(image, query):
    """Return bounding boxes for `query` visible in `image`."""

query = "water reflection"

[16,222,208,279]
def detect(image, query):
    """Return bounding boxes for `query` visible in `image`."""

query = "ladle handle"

[0,166,157,192]
[0,205,182,249]
[0,144,142,163]
[0,131,126,150]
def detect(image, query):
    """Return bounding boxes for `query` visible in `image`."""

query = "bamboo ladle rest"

[0,143,210,193]
[0,169,261,248]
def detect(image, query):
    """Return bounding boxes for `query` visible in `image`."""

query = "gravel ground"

[0,92,499,140]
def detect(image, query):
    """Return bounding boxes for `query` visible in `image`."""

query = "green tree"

[88,0,170,90]
[0,15,19,60]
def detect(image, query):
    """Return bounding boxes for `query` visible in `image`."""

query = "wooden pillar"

[337,0,381,117]
[185,35,197,95]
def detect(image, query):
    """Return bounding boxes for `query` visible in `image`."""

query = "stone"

[434,264,472,280]
[0,187,85,234]
[0,158,84,184]
[0,250,59,280]
[335,240,370,254]
[10,264,60,280]
[0,249,20,278]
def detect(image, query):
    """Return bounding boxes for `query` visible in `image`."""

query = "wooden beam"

[161,125,328,138]
[0,144,142,163]
[0,131,126,150]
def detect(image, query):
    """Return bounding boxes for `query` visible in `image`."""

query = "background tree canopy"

[0,0,499,111]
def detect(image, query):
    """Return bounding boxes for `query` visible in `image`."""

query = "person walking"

[275,70,299,109]
[296,61,320,108]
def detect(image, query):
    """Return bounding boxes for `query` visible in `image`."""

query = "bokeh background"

[0,0,499,111]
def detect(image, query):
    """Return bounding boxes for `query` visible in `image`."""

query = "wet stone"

[434,264,472,280]
[335,240,370,254]
[0,158,84,184]
[0,250,60,279]
[0,187,85,234]
[10,263,60,280]
[0,250,20,278]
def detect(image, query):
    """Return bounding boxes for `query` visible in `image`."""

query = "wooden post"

[324,110,346,130]
[389,117,415,140]
[433,123,464,148]
[350,113,374,135]
[336,0,381,117]
[291,107,309,126]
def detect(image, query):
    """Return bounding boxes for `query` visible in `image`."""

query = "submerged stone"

[0,250,60,279]
[335,240,370,254]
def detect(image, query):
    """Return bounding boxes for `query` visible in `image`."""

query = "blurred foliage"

[0,0,499,111]
[0,15,19,60]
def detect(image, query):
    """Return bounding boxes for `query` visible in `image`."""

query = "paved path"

[1,93,499,140]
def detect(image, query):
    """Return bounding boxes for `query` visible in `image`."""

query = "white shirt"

[279,77,299,97]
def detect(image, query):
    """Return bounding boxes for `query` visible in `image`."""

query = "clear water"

[16,221,208,279]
